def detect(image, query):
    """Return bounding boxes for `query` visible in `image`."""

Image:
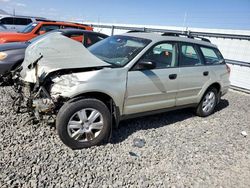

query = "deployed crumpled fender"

[20,32,110,83]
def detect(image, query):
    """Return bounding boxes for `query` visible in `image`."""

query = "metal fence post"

[111,25,115,36]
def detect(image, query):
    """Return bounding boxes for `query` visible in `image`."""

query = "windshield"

[20,22,38,33]
[88,35,151,67]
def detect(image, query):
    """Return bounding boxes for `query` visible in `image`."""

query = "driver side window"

[135,42,177,70]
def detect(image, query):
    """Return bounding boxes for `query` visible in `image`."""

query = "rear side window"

[200,47,224,65]
[14,18,32,25]
[179,43,203,66]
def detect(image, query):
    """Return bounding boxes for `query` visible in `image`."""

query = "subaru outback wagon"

[17,31,230,149]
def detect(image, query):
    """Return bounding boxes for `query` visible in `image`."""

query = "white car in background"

[0,15,48,32]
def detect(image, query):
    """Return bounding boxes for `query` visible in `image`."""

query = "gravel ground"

[0,87,249,188]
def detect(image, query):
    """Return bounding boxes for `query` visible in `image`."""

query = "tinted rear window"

[200,47,224,65]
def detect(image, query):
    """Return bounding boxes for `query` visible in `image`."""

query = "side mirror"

[137,60,156,70]
[218,59,225,64]
[38,30,46,35]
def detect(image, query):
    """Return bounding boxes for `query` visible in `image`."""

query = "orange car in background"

[0,21,93,43]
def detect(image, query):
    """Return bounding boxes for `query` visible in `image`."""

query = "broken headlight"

[52,74,80,87]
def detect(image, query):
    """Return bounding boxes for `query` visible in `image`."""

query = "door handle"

[169,74,177,80]
[203,71,209,76]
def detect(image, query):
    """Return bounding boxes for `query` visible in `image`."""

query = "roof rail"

[161,32,180,37]
[162,31,211,43]
[194,36,211,42]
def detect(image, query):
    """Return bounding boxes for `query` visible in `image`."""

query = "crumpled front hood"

[20,32,110,83]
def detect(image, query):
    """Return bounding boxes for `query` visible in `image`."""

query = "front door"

[124,42,179,115]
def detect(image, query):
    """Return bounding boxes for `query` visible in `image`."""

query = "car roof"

[122,32,217,48]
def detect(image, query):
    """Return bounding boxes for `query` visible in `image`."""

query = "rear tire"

[56,98,111,149]
[196,88,218,117]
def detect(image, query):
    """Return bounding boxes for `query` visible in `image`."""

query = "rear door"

[124,42,179,115]
[176,42,210,106]
[199,46,230,92]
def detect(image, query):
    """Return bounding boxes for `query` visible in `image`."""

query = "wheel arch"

[199,82,221,105]
[69,92,115,108]
[208,82,221,93]
[67,91,121,128]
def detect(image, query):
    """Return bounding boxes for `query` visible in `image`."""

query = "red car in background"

[0,21,93,43]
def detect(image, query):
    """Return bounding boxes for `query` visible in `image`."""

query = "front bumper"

[11,79,57,121]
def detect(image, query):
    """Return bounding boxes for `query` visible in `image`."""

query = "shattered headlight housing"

[52,74,81,87]
[50,74,83,98]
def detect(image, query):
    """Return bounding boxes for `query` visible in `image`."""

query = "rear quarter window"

[200,47,224,65]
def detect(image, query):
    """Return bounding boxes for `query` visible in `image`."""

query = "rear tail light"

[226,64,231,74]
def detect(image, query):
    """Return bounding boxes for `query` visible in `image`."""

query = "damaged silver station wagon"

[14,31,230,149]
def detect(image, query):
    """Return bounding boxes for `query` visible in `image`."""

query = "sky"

[0,0,250,30]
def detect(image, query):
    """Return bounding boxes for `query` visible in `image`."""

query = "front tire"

[196,88,218,117]
[56,98,111,149]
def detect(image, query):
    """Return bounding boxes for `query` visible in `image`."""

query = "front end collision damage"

[13,65,127,127]
[9,32,113,122]
[14,68,127,127]
[20,32,110,83]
